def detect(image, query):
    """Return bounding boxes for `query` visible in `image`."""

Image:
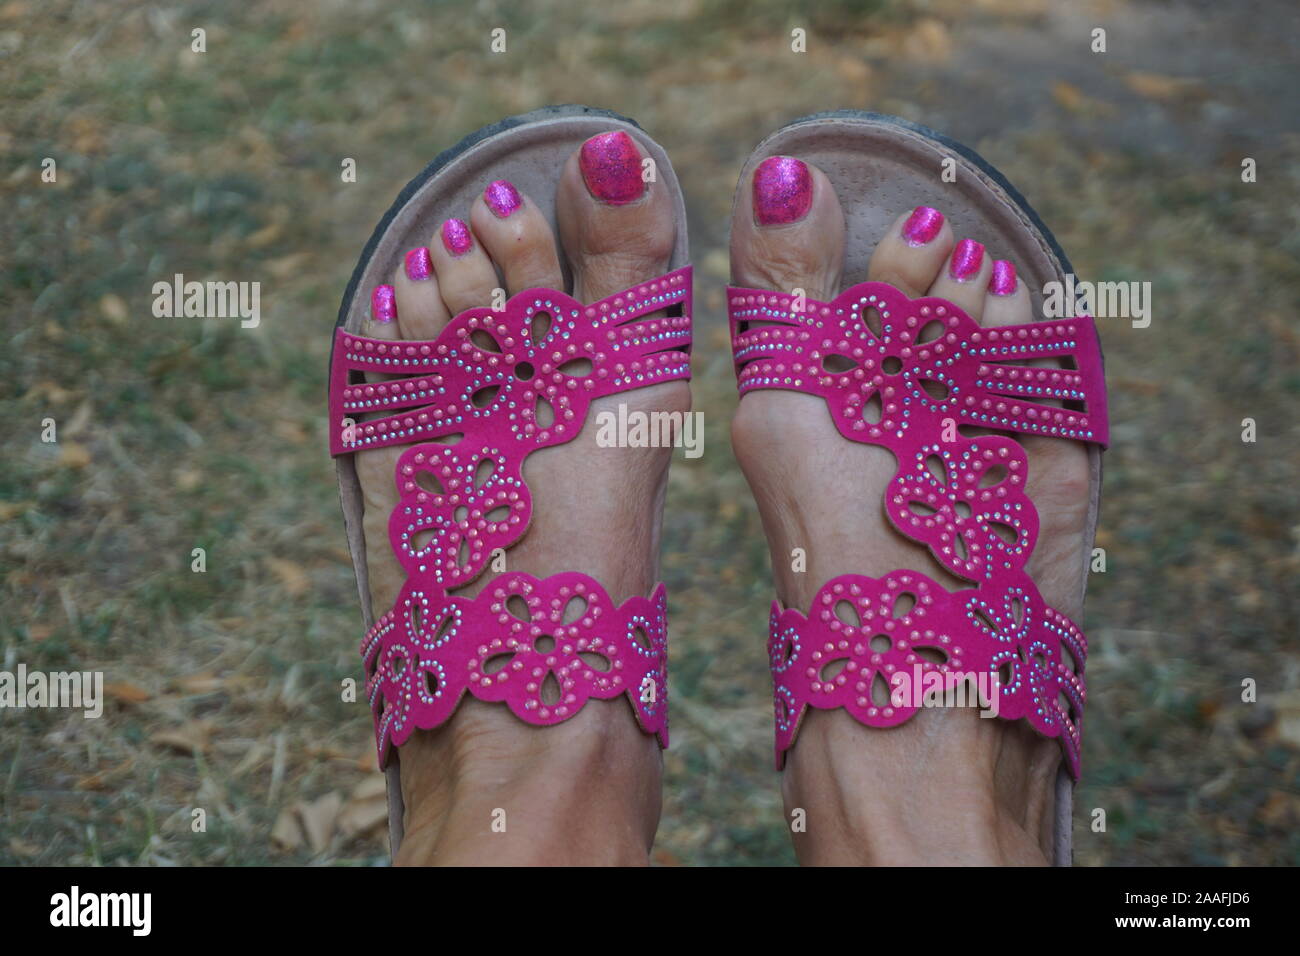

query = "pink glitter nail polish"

[484,180,522,219]
[752,156,813,226]
[949,239,985,281]
[901,206,944,246]
[405,247,432,281]
[371,284,396,323]
[579,131,645,205]
[989,259,1017,296]
[441,218,473,257]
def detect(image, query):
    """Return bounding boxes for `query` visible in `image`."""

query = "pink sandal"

[328,107,691,857]
[728,113,1110,865]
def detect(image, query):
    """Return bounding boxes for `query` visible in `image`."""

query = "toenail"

[752,156,813,226]
[579,131,645,205]
[405,247,432,281]
[949,239,985,281]
[441,218,474,257]
[371,284,396,322]
[484,180,522,219]
[989,259,1017,296]
[901,205,944,246]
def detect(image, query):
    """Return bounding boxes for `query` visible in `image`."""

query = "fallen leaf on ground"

[265,558,310,597]
[1124,72,1206,103]
[0,500,33,520]
[59,442,91,468]
[103,681,151,703]
[298,791,344,854]
[99,293,128,324]
[337,776,388,839]
[8,838,40,859]
[175,673,226,694]
[150,721,210,755]
[271,807,304,851]
[1271,692,1300,748]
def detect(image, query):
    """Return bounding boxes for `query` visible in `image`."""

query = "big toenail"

[949,239,985,281]
[752,156,813,226]
[989,259,1017,296]
[579,131,645,205]
[441,218,473,257]
[405,247,432,280]
[484,180,522,219]
[371,284,396,322]
[901,205,944,246]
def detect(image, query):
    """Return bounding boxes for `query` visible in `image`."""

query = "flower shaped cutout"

[885,437,1037,581]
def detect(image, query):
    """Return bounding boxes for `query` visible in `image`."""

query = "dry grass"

[2,0,1298,865]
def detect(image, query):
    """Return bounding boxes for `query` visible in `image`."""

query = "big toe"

[557,130,676,303]
[730,155,845,301]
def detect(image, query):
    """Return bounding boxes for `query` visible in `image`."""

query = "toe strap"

[727,281,1108,450]
[330,268,692,456]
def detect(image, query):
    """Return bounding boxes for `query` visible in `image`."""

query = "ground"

[1,0,1298,865]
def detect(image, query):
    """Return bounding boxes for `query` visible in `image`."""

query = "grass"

[2,0,1299,865]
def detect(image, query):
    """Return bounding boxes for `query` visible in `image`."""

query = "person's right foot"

[354,131,684,865]
[730,155,1092,865]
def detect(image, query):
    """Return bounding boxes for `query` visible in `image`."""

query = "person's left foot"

[730,155,1092,865]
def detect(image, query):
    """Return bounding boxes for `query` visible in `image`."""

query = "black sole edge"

[775,109,1077,280]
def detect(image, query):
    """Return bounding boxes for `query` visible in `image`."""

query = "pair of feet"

[354,131,1089,865]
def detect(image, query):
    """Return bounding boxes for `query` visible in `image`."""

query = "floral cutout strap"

[331,268,691,766]
[728,281,1106,779]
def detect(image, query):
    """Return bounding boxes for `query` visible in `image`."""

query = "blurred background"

[2,0,1298,865]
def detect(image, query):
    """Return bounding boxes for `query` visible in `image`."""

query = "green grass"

[2,0,1298,866]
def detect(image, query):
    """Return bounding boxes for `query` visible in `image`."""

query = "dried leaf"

[8,838,40,859]
[175,468,202,492]
[265,557,310,597]
[175,673,226,694]
[1272,691,1300,749]
[150,721,210,755]
[99,293,128,324]
[59,442,92,469]
[0,500,33,520]
[1124,72,1205,103]
[103,681,152,703]
[271,807,304,851]
[337,777,388,839]
[902,19,951,63]
[297,791,343,854]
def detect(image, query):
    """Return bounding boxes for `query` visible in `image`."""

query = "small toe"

[392,247,451,341]
[927,238,993,321]
[469,180,563,296]
[982,259,1033,328]
[429,218,499,316]
[866,206,954,299]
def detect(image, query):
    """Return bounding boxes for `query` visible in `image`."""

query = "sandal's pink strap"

[364,573,668,767]
[330,269,690,766]
[729,281,1099,779]
[330,267,692,455]
[728,281,1108,449]
[770,571,1085,779]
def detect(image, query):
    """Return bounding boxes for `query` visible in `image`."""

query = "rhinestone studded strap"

[332,268,691,766]
[728,281,1107,779]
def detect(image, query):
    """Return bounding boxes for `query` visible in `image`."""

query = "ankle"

[781,713,1051,866]
[395,700,661,865]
